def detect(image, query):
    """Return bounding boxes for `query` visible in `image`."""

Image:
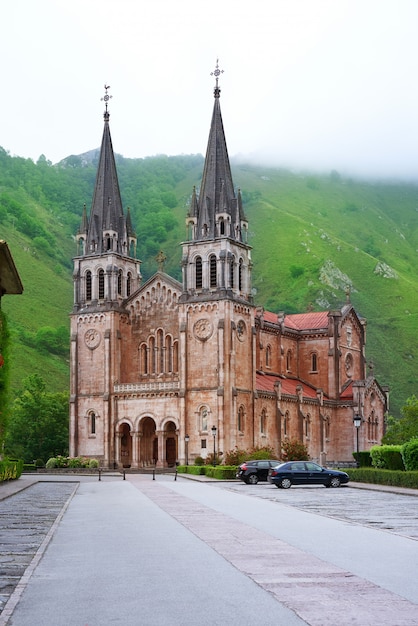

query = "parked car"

[236,459,281,484]
[268,461,349,489]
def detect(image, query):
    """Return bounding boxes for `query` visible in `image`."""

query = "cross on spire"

[211,59,224,98]
[101,84,112,119]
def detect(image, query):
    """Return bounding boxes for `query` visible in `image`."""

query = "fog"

[2,0,418,180]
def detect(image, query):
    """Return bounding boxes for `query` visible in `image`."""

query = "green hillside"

[1,147,417,417]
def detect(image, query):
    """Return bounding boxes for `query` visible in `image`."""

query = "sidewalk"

[1,472,418,625]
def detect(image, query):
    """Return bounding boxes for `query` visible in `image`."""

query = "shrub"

[0,458,23,481]
[248,446,276,460]
[370,445,404,470]
[346,467,418,489]
[46,457,57,469]
[89,458,99,468]
[353,451,372,467]
[281,439,309,461]
[35,458,45,468]
[194,456,205,466]
[401,439,418,471]
[224,447,248,466]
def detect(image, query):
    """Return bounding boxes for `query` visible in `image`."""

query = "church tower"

[69,87,141,462]
[179,63,255,460]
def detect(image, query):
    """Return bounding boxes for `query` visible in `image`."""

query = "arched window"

[260,409,266,434]
[266,345,272,368]
[98,269,105,299]
[195,256,202,289]
[149,336,156,373]
[230,255,235,288]
[118,269,123,296]
[239,258,243,291]
[105,234,112,251]
[127,272,132,297]
[219,218,225,235]
[140,343,148,374]
[173,341,179,373]
[86,270,92,301]
[157,329,164,373]
[166,335,173,372]
[89,411,96,435]
[284,411,289,436]
[286,350,292,372]
[311,352,318,372]
[238,405,245,432]
[210,255,217,288]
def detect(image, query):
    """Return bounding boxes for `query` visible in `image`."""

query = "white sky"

[2,0,418,178]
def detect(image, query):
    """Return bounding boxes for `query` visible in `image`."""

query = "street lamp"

[353,413,361,467]
[211,425,217,467]
[185,434,190,466]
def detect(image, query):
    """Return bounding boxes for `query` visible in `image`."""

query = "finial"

[210,59,224,98]
[345,286,351,303]
[101,84,112,120]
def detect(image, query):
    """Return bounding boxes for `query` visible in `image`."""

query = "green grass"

[1,155,418,417]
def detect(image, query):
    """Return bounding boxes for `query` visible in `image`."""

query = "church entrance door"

[120,423,132,468]
[140,416,157,466]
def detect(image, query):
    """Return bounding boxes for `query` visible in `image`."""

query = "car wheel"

[329,477,341,488]
[280,477,292,489]
[248,474,259,485]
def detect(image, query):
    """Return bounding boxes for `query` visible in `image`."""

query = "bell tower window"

[196,256,203,289]
[86,271,92,301]
[127,272,132,297]
[239,258,243,291]
[229,255,235,289]
[210,255,217,288]
[98,270,105,300]
[118,270,123,296]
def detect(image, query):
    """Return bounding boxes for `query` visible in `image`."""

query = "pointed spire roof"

[82,86,135,256]
[192,61,244,242]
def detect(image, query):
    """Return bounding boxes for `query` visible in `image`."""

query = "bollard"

[174,469,177,481]
[123,470,126,480]
[153,469,155,480]
[98,469,101,481]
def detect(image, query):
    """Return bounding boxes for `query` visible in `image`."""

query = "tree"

[382,395,418,445]
[5,374,69,462]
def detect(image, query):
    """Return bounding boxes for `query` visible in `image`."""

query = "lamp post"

[353,413,361,467]
[185,434,190,466]
[211,425,217,467]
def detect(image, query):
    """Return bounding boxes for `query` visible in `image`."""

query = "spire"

[191,61,244,242]
[83,86,136,257]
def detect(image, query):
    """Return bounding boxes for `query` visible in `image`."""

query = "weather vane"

[210,59,224,96]
[101,84,113,114]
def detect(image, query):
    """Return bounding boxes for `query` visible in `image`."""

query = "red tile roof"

[256,373,318,398]
[258,309,330,331]
[340,381,353,399]
[284,311,329,330]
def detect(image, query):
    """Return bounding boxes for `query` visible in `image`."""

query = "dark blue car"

[268,461,349,489]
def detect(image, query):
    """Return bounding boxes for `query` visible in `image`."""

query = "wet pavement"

[0,474,417,626]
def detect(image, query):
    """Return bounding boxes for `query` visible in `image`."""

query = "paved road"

[0,475,417,625]
[219,480,418,540]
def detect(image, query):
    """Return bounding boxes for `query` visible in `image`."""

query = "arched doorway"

[120,423,132,468]
[165,421,177,467]
[140,417,157,466]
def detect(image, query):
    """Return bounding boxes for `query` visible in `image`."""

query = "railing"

[114,381,180,393]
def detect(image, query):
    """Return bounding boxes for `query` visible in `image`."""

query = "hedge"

[176,465,237,479]
[0,458,24,482]
[346,467,418,489]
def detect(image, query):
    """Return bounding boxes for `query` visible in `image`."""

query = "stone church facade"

[69,76,388,468]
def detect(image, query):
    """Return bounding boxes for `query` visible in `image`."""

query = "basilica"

[69,72,388,468]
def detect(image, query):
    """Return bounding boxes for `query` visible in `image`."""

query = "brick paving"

[135,478,418,626]
[0,481,77,620]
